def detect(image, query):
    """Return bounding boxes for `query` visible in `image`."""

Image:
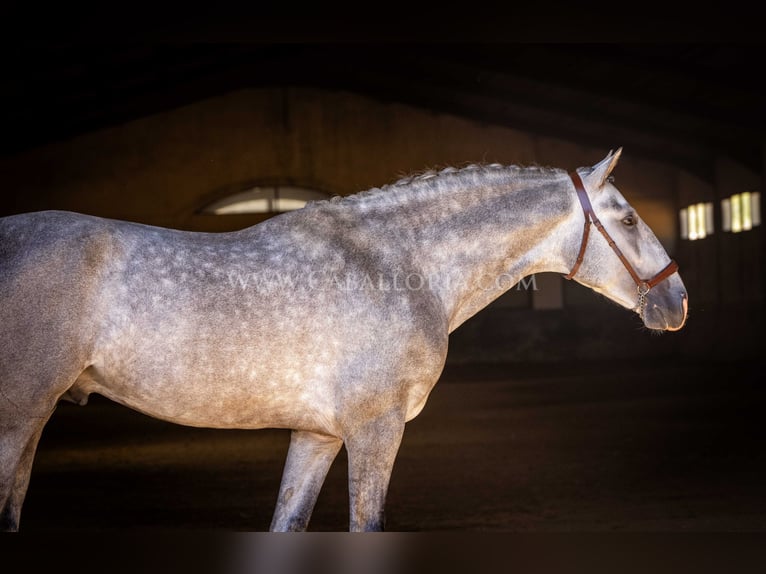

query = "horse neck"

[339,167,578,332]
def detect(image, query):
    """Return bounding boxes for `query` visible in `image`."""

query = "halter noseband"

[565,171,679,315]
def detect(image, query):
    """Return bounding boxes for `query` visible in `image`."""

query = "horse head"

[566,149,688,332]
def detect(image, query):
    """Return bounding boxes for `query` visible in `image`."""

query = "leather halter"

[565,170,679,313]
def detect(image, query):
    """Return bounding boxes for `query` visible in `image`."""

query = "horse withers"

[0,148,687,531]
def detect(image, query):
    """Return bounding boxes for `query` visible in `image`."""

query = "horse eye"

[622,214,637,226]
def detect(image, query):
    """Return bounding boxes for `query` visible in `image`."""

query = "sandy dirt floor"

[15,358,766,532]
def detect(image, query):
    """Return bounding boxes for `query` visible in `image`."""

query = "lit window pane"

[203,185,330,215]
[704,202,714,234]
[276,186,329,203]
[742,191,752,231]
[274,187,330,212]
[688,204,698,240]
[695,203,706,239]
[721,198,731,232]
[213,198,271,214]
[679,208,688,239]
[274,198,310,211]
[203,187,273,214]
[731,194,742,233]
[752,192,761,227]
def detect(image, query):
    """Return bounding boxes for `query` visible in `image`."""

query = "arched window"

[202,185,330,215]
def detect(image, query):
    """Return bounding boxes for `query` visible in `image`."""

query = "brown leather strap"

[566,170,678,292]
[564,184,592,280]
[645,259,679,289]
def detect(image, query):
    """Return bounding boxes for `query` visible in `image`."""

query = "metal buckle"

[636,282,651,318]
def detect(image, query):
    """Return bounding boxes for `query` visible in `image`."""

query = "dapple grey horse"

[0,148,687,531]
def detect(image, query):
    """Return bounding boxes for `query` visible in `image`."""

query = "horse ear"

[586,147,623,190]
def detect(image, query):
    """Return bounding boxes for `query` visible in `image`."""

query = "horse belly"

[84,336,341,434]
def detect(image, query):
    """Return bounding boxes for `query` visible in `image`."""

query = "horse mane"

[315,162,568,210]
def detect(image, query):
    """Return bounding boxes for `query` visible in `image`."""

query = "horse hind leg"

[270,431,343,532]
[0,416,51,532]
[0,360,81,531]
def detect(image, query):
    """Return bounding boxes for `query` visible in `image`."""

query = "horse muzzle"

[641,288,688,331]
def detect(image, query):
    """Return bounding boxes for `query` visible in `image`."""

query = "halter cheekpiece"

[564,170,679,316]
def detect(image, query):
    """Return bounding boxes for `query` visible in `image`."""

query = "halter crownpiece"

[564,170,679,316]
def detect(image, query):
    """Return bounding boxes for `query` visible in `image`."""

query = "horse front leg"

[344,410,406,532]
[270,430,343,532]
